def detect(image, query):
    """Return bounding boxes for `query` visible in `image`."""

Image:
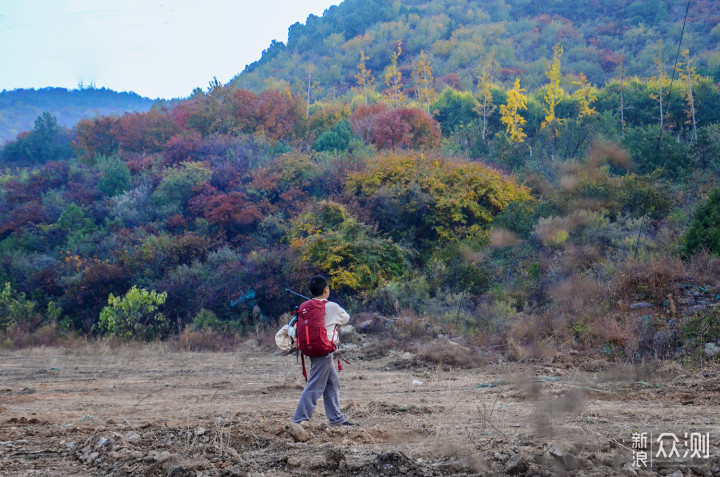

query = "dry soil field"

[1,341,719,476]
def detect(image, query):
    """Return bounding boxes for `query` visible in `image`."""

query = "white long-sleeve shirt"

[313,298,350,345]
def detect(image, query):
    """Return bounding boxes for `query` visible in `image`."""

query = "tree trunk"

[306,72,311,119]
[620,89,625,136]
[482,109,487,141]
[659,83,664,130]
[689,82,697,140]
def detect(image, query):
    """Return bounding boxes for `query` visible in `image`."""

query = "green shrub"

[493,200,537,238]
[621,125,690,178]
[192,308,223,330]
[431,88,479,136]
[152,161,212,212]
[683,188,720,257]
[96,286,168,341]
[97,155,132,197]
[680,308,720,361]
[313,119,358,153]
[0,282,37,332]
[617,174,672,220]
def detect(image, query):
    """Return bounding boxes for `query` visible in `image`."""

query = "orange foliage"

[350,104,440,150]
[257,90,304,141]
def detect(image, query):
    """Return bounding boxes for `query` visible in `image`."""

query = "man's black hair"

[309,275,328,297]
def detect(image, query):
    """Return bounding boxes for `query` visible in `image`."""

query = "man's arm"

[325,301,349,327]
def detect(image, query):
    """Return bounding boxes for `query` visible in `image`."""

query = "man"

[292,275,355,427]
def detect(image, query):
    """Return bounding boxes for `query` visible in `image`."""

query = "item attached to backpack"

[275,325,294,351]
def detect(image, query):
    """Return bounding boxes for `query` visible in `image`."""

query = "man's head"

[309,275,329,298]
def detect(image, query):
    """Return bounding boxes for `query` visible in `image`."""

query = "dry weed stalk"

[478,392,507,438]
[211,411,232,458]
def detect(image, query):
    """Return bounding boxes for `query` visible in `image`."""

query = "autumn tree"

[649,39,669,130]
[189,191,262,240]
[678,49,699,140]
[411,50,437,114]
[474,72,497,140]
[257,89,304,141]
[347,153,532,247]
[287,201,408,291]
[500,79,528,143]
[384,41,404,108]
[115,109,180,153]
[542,44,565,129]
[572,73,598,119]
[350,104,440,150]
[354,51,375,106]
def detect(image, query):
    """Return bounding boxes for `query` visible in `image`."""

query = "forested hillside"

[234,0,720,96]
[1,0,720,362]
[0,87,155,144]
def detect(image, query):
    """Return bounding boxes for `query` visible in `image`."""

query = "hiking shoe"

[333,421,356,427]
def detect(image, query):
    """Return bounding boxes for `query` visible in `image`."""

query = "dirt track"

[1,342,719,476]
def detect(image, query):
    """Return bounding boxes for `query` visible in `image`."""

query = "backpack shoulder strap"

[301,353,307,382]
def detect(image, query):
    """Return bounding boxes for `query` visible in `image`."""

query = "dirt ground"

[1,340,719,476]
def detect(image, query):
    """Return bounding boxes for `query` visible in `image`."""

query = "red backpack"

[296,299,335,357]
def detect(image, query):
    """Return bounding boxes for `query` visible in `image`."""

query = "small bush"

[414,340,487,368]
[192,308,223,330]
[1,323,62,349]
[683,188,720,257]
[96,286,168,341]
[679,309,720,362]
[0,282,39,332]
[313,119,358,153]
[174,328,239,351]
[612,257,690,305]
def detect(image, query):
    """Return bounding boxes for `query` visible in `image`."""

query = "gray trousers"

[292,353,346,425]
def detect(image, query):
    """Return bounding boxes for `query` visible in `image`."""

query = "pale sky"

[0,0,342,99]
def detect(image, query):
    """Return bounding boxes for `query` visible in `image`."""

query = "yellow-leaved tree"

[347,153,532,246]
[355,51,375,106]
[678,49,699,140]
[475,72,497,140]
[572,73,598,119]
[287,201,408,291]
[500,78,528,143]
[384,41,404,108]
[649,39,669,130]
[412,50,437,114]
[542,44,565,129]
